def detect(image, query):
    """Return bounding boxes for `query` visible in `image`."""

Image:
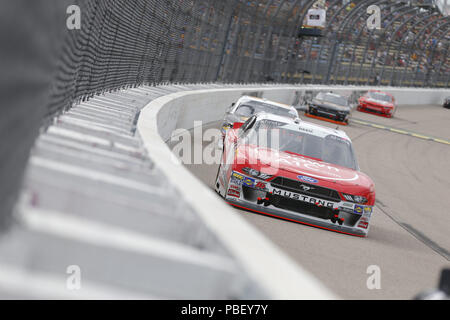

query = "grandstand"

[219,0,449,86]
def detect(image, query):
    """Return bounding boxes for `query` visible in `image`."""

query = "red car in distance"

[357,90,397,118]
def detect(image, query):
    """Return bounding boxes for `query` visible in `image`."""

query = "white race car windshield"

[246,120,358,170]
[235,101,297,119]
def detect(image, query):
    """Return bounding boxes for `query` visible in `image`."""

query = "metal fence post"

[310,0,350,83]
[281,0,314,83]
[267,0,302,82]
[215,1,238,82]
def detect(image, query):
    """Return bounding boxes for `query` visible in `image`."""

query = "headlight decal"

[342,193,368,204]
[242,167,273,180]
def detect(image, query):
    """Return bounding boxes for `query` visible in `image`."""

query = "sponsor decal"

[342,202,354,209]
[299,184,314,192]
[227,188,241,198]
[298,127,314,134]
[272,188,336,209]
[243,167,260,177]
[255,181,267,190]
[231,172,244,185]
[354,205,364,215]
[229,184,240,191]
[298,175,319,184]
[358,217,369,229]
[243,177,255,188]
[339,206,355,214]
[232,172,244,180]
[362,207,373,221]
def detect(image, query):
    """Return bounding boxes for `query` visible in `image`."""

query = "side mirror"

[439,269,450,295]
[233,122,244,130]
[414,268,450,300]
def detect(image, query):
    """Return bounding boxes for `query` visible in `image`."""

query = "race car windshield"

[368,92,392,102]
[235,102,297,119]
[316,92,348,106]
[246,120,358,170]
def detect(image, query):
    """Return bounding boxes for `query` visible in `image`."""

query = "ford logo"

[298,175,318,184]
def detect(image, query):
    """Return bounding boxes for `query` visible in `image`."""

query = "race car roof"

[238,95,295,111]
[256,112,351,141]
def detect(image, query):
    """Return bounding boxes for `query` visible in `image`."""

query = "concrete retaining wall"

[156,85,449,142]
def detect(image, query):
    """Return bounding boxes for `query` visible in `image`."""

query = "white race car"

[221,96,299,138]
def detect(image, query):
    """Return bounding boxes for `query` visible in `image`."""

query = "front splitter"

[357,107,392,118]
[227,198,367,238]
[304,113,349,126]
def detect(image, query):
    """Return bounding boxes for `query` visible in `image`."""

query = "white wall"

[156,86,449,142]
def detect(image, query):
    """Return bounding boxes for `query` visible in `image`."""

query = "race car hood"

[236,145,375,197]
[311,98,350,113]
[360,97,394,108]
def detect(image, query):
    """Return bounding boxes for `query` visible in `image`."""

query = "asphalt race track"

[175,104,450,300]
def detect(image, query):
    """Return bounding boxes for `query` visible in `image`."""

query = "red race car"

[357,90,396,118]
[215,113,376,237]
